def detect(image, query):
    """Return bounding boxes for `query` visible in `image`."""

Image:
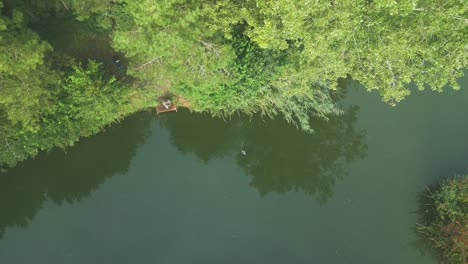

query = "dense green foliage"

[69,0,467,103]
[64,0,467,117]
[418,176,467,263]
[0,2,56,167]
[0,2,155,169]
[203,0,467,103]
[0,0,467,168]
[0,57,150,168]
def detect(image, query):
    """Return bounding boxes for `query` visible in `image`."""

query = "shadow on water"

[159,112,244,162]
[160,106,368,203]
[0,105,367,237]
[238,106,368,202]
[31,15,128,77]
[0,112,152,238]
[409,188,439,260]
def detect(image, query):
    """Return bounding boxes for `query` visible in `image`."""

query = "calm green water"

[1,76,467,263]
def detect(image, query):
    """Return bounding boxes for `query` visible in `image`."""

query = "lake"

[0,75,467,263]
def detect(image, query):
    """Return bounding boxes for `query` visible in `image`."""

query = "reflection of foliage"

[417,176,467,264]
[159,110,243,162]
[238,106,367,202]
[0,112,151,238]
[161,107,367,202]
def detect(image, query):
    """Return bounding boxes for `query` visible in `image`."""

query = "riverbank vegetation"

[418,176,467,263]
[1,0,467,169]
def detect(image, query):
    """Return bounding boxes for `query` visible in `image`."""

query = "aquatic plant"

[418,176,467,263]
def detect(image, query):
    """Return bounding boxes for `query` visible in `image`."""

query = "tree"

[0,2,58,167]
[66,0,466,127]
[0,1,156,169]
[1,0,466,168]
[0,59,148,169]
[65,0,344,131]
[203,0,467,104]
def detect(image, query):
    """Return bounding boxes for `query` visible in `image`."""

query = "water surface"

[1,76,467,263]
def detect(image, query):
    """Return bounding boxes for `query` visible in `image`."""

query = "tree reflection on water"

[0,105,367,238]
[237,106,367,202]
[160,106,367,203]
[0,113,152,238]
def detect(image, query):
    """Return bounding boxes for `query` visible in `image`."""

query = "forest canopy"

[0,0,467,168]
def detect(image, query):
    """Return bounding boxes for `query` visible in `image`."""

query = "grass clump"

[418,176,467,263]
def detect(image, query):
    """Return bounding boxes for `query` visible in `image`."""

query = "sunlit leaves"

[202,0,467,103]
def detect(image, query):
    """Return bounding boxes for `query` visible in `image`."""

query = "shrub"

[418,176,467,263]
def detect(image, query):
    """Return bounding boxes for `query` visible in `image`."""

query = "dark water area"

[1,73,467,263]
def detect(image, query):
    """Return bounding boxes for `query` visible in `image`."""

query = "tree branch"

[4,139,19,159]
[60,0,70,11]
[136,57,162,70]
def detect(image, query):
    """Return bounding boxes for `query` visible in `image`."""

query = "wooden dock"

[156,104,177,114]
